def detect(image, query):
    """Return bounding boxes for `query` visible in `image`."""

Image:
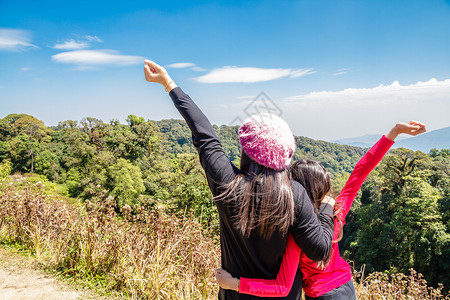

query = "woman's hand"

[215,269,240,292]
[321,195,335,207]
[386,121,427,141]
[144,60,177,92]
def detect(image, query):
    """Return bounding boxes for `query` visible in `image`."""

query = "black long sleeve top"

[169,87,334,299]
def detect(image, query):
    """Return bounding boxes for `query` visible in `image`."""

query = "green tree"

[0,141,9,162]
[8,135,33,172]
[11,115,51,174]
[0,160,12,179]
[170,153,215,226]
[0,113,29,139]
[80,117,111,149]
[342,148,450,289]
[107,158,145,209]
[34,150,60,181]
[294,136,366,178]
[125,115,161,160]
[0,114,51,174]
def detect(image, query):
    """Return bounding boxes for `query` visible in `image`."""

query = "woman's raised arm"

[144,60,238,193]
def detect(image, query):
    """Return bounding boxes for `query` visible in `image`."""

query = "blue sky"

[1,0,449,140]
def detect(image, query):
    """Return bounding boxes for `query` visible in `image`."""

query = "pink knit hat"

[239,113,296,170]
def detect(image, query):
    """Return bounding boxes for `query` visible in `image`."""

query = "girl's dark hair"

[215,151,294,239]
[289,159,343,269]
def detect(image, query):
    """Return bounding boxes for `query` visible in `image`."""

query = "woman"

[215,121,426,299]
[144,60,335,299]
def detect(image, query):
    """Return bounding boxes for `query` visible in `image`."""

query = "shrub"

[353,265,449,299]
[0,160,12,179]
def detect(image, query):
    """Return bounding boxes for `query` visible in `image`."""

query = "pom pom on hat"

[239,113,296,170]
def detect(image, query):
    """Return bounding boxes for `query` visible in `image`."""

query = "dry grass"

[353,264,449,299]
[0,176,220,299]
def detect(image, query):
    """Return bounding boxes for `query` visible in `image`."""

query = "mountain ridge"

[331,126,450,153]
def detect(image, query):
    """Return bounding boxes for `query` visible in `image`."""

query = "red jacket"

[239,135,394,297]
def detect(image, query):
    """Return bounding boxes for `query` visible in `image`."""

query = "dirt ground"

[0,247,92,300]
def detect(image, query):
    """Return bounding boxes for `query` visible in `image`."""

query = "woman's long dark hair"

[215,151,294,239]
[290,159,343,269]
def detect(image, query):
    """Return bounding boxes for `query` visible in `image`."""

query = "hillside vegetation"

[0,113,449,298]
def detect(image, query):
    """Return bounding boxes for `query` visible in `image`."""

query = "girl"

[215,121,426,299]
[144,60,336,299]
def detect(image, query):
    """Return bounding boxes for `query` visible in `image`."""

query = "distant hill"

[332,134,385,148]
[393,126,450,153]
[332,127,450,153]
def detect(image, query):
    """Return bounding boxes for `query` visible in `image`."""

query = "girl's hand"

[215,269,239,292]
[399,121,427,136]
[386,121,427,141]
[144,60,177,91]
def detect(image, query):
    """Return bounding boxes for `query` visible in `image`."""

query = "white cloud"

[72,66,100,71]
[53,39,89,50]
[279,78,450,141]
[51,50,144,66]
[192,66,315,83]
[192,66,207,72]
[285,78,450,106]
[166,62,207,72]
[333,69,348,76]
[290,69,317,78]
[84,35,103,43]
[53,35,102,50]
[0,28,38,51]
[20,67,31,72]
[166,62,196,68]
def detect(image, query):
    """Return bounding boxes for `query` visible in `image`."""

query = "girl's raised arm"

[339,121,426,220]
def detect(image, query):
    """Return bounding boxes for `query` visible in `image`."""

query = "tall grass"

[353,265,449,299]
[0,175,220,299]
[0,175,448,299]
